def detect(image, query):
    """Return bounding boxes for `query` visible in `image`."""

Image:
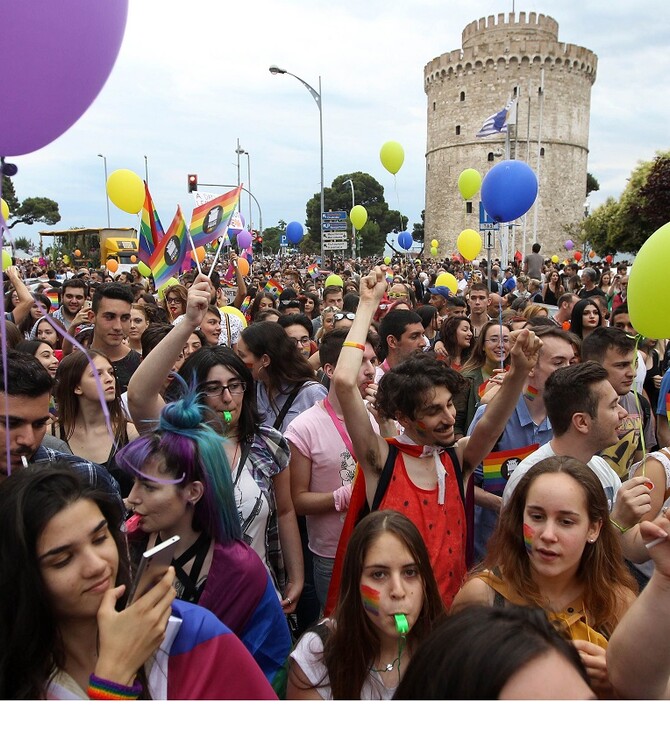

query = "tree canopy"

[305,172,408,257]
[584,152,670,255]
[2,175,61,229]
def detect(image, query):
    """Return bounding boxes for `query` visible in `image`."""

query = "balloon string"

[34,303,118,449]
[630,334,646,478]
[1,174,12,476]
[498,294,504,371]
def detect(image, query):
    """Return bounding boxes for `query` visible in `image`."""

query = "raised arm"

[127,275,213,433]
[332,266,389,505]
[5,266,33,327]
[458,328,542,479]
[229,252,247,309]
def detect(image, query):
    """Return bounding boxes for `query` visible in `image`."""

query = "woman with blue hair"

[117,383,291,691]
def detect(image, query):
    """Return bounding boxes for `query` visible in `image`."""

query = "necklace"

[369,637,406,674]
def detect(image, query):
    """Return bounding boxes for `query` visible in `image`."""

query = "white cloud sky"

[5,0,669,248]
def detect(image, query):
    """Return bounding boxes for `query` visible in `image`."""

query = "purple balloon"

[237,230,253,250]
[565,239,575,250]
[2,1,128,155]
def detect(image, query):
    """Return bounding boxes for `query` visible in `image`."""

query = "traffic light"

[187,174,198,193]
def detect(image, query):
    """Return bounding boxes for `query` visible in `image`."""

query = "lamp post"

[144,155,149,185]
[97,154,110,227]
[342,178,355,258]
[269,65,324,263]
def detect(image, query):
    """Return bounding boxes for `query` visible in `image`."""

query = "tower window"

[433,101,436,110]
[487,152,494,162]
[460,91,465,101]
[540,147,545,157]
[455,125,461,135]
[466,202,473,214]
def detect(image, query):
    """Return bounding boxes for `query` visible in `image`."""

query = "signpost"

[322,210,348,251]
[479,203,499,292]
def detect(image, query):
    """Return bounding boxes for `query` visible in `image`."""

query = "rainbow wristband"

[343,341,365,351]
[87,673,142,700]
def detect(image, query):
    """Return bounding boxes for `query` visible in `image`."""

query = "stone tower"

[424,12,597,261]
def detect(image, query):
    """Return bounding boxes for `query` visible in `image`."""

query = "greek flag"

[476,98,516,138]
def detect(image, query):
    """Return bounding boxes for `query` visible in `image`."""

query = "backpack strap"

[272,383,303,431]
[371,443,399,512]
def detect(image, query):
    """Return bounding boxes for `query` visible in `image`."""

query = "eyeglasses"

[166,297,182,305]
[290,336,311,346]
[280,300,301,308]
[388,292,407,299]
[485,336,511,345]
[333,312,356,322]
[200,380,247,397]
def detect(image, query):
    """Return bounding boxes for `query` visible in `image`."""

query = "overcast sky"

[6,0,669,250]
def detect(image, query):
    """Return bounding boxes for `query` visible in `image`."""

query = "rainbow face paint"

[415,420,429,436]
[524,385,539,401]
[523,523,534,554]
[361,584,380,616]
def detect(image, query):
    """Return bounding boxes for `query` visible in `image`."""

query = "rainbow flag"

[45,288,60,312]
[148,206,188,290]
[138,183,164,264]
[307,263,319,279]
[239,295,252,314]
[189,185,242,249]
[385,271,394,285]
[221,263,236,286]
[482,443,540,495]
[264,278,283,298]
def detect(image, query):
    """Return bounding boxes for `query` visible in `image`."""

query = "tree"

[2,175,61,229]
[305,172,408,257]
[13,236,33,253]
[586,172,600,196]
[412,210,425,243]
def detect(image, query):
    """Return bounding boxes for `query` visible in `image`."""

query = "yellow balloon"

[63,254,70,264]
[383,256,391,265]
[1,250,12,271]
[431,239,438,247]
[629,221,670,338]
[1,198,9,221]
[435,272,458,294]
[106,168,145,214]
[137,261,151,277]
[551,255,559,264]
[456,229,482,261]
[349,205,368,231]
[457,169,482,200]
[379,141,405,175]
[220,305,247,328]
[430,247,438,256]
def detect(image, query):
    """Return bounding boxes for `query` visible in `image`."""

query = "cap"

[427,286,452,298]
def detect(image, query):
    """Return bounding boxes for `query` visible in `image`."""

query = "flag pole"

[185,225,203,276]
[207,229,231,279]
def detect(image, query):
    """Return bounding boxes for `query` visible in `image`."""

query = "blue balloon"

[481,160,538,223]
[286,221,304,245]
[397,231,413,250]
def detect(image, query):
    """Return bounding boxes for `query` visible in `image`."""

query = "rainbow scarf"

[360,585,380,615]
[189,185,242,248]
[138,182,164,263]
[482,443,540,495]
[148,206,188,289]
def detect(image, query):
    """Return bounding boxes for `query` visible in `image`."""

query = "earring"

[588,537,595,543]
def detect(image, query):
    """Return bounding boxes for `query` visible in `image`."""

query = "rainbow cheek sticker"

[361,584,380,616]
[523,523,534,554]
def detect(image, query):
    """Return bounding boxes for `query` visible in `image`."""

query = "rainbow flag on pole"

[264,278,284,298]
[482,443,540,495]
[148,206,188,290]
[138,183,164,264]
[189,185,242,249]
[307,263,319,279]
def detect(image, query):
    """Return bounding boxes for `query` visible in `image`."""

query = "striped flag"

[476,98,517,138]
[482,443,539,495]
[307,263,319,279]
[148,206,188,290]
[138,183,164,264]
[264,278,284,298]
[189,186,242,249]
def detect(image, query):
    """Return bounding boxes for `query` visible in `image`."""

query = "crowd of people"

[1,242,669,701]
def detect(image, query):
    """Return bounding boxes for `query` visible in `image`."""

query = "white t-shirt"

[501,441,621,510]
[290,621,398,700]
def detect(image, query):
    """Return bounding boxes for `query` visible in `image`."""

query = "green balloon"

[458,168,482,201]
[384,256,391,265]
[137,261,151,277]
[629,221,670,338]
[1,249,12,271]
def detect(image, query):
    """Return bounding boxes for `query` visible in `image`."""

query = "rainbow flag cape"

[264,278,283,298]
[149,206,188,290]
[189,185,242,249]
[482,443,540,495]
[138,182,164,264]
[307,263,319,279]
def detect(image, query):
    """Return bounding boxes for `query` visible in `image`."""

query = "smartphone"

[126,535,180,606]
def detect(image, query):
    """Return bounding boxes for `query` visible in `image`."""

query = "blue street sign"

[479,202,499,231]
[280,234,288,247]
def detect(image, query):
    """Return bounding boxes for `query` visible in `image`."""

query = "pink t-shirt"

[285,401,356,558]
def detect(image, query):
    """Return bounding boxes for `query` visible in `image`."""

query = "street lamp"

[269,65,324,262]
[144,155,149,185]
[97,154,110,227]
[235,140,252,230]
[342,178,355,258]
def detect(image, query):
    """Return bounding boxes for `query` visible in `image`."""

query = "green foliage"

[582,152,670,255]
[305,172,408,256]
[412,209,425,243]
[586,172,600,196]
[260,224,283,253]
[2,175,61,229]
[13,236,33,253]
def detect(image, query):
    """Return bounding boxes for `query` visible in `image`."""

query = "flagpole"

[185,225,203,276]
[532,69,544,248]
[207,228,231,279]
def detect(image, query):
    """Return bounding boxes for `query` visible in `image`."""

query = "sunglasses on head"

[333,312,355,322]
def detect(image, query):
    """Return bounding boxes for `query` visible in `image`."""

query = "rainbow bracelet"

[343,341,365,351]
[87,673,142,700]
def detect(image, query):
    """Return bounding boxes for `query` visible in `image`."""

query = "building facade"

[424,12,597,262]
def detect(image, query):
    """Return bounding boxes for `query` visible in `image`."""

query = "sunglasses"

[280,300,301,308]
[333,312,355,322]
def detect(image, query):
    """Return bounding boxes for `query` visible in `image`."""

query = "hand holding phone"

[126,535,180,606]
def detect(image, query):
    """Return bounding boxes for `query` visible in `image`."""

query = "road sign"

[322,221,347,231]
[479,202,499,231]
[322,210,347,221]
[323,240,347,250]
[323,233,348,242]
[280,234,288,247]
